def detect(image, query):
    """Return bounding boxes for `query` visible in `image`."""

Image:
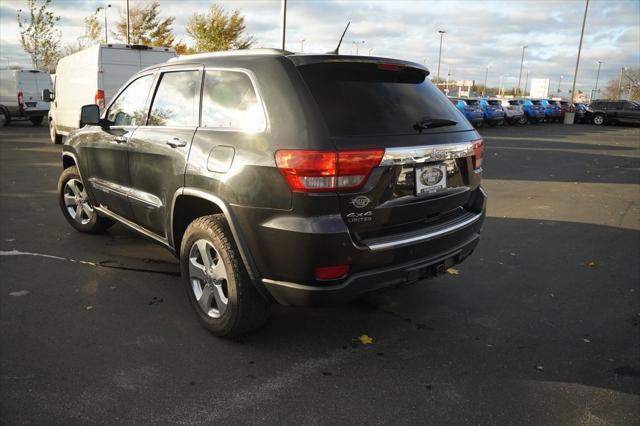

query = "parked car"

[499,99,525,125]
[478,98,505,126]
[0,69,52,126]
[539,99,562,122]
[573,102,587,123]
[451,98,484,127]
[58,50,487,336]
[520,99,546,124]
[559,100,575,120]
[45,43,176,144]
[586,100,640,126]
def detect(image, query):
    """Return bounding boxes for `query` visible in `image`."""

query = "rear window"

[508,100,521,105]
[297,62,462,136]
[488,100,501,105]
[532,100,541,105]
[465,99,480,105]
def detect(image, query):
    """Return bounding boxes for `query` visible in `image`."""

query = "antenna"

[329,21,350,55]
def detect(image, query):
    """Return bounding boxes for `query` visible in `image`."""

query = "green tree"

[185,4,254,53]
[16,0,61,72]
[112,0,175,46]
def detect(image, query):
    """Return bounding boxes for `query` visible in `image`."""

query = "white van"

[47,44,176,143]
[0,69,52,126]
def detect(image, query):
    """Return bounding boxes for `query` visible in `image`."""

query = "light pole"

[97,4,111,44]
[524,70,530,96]
[499,74,510,97]
[593,60,603,100]
[280,0,287,51]
[516,45,528,95]
[300,39,305,53]
[445,69,451,94]
[618,67,627,100]
[482,65,490,97]
[436,30,446,86]
[352,40,365,56]
[556,75,564,96]
[126,0,130,44]
[569,0,589,104]
[368,48,374,56]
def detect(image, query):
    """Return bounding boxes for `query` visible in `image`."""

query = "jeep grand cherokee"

[58,49,486,336]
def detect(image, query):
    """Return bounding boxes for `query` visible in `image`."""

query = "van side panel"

[0,70,18,114]
[54,46,99,133]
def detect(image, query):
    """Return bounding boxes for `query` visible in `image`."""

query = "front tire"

[0,107,10,127]
[57,166,114,233]
[180,214,270,337]
[517,116,528,125]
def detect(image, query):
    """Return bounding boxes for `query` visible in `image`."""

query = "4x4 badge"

[349,195,371,209]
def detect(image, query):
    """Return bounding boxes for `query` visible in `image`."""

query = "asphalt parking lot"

[1,121,639,424]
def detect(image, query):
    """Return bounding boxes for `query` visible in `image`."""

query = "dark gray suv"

[58,49,486,336]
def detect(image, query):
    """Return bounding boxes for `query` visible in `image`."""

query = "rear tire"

[0,107,10,127]
[30,116,43,126]
[180,214,270,337]
[592,113,605,126]
[50,119,63,144]
[57,166,114,233]
[517,116,527,125]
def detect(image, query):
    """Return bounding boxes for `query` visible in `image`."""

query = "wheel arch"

[170,188,265,295]
[62,152,77,170]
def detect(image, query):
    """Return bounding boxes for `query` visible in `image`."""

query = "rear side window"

[148,70,201,127]
[107,74,154,126]
[297,62,462,136]
[201,70,266,132]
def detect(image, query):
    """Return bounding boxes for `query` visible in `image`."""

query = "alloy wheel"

[63,178,95,225]
[188,239,229,318]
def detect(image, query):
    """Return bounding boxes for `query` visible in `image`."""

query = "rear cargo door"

[17,71,49,111]
[296,61,484,243]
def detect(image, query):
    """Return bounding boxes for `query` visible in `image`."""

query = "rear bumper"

[263,230,480,306]
[249,187,487,306]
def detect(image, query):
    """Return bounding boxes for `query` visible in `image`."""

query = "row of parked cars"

[449,97,596,127]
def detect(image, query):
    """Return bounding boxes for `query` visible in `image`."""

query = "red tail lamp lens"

[275,149,384,192]
[472,139,484,170]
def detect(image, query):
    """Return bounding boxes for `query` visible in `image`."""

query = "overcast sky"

[0,0,638,93]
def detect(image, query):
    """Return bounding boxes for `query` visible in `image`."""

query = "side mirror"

[79,104,101,127]
[42,89,53,102]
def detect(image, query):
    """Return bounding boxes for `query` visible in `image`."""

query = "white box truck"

[0,69,53,126]
[47,44,176,143]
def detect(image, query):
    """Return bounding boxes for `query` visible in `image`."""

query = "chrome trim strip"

[366,212,484,251]
[380,142,476,166]
[88,177,163,208]
[94,205,172,251]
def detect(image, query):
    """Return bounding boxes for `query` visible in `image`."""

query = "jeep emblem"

[349,195,371,208]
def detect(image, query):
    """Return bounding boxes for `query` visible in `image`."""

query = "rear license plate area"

[415,163,447,195]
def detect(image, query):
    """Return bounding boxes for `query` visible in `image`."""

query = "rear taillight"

[95,90,105,109]
[17,91,24,106]
[275,149,384,192]
[472,139,484,170]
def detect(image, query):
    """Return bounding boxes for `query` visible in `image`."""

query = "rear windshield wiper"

[413,117,458,131]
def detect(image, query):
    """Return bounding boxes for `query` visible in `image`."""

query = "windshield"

[509,100,521,105]
[465,99,480,105]
[532,100,541,105]
[297,62,465,136]
[488,100,501,105]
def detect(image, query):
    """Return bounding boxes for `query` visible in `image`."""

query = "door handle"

[114,135,128,144]
[166,138,188,148]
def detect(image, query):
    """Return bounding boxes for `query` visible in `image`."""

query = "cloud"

[0,0,638,94]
